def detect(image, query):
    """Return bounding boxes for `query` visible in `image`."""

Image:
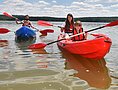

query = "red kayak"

[57,33,112,59]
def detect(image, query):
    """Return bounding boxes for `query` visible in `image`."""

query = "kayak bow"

[15,26,36,42]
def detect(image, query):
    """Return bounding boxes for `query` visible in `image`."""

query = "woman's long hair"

[65,13,74,30]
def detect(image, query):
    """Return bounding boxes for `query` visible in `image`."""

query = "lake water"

[0,21,118,90]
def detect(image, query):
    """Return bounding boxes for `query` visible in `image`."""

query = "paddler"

[72,20,87,41]
[61,13,74,35]
[15,15,35,29]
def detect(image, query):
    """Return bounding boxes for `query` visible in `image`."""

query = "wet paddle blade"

[37,20,53,26]
[0,40,8,42]
[0,28,10,34]
[28,43,47,49]
[40,29,54,33]
[38,29,54,36]
[3,12,14,18]
[40,31,47,36]
[43,29,54,33]
[105,20,118,27]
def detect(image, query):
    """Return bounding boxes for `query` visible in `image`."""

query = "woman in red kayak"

[72,20,87,41]
[15,15,35,29]
[61,13,74,35]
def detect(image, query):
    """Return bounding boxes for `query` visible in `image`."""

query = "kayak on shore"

[15,26,36,42]
[57,33,112,60]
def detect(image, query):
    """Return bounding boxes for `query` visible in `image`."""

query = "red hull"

[57,34,112,59]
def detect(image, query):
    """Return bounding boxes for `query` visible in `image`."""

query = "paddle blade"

[37,20,53,26]
[3,12,14,18]
[105,20,118,27]
[40,29,54,33]
[28,43,47,49]
[39,29,54,36]
[40,31,47,36]
[0,40,8,42]
[0,28,10,34]
[40,32,47,36]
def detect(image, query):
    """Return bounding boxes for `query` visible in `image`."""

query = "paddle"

[3,12,17,19]
[0,28,10,34]
[39,29,54,36]
[3,12,54,34]
[34,28,54,34]
[28,20,118,49]
[37,20,62,28]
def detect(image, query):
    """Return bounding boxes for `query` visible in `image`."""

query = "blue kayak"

[15,26,36,42]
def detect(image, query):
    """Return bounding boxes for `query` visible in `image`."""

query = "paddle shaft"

[52,25,62,28]
[70,26,105,38]
[47,39,65,45]
[11,16,17,19]
[87,26,105,32]
[45,32,90,46]
[46,33,85,46]
[45,26,107,45]
[45,24,111,46]
[69,20,118,37]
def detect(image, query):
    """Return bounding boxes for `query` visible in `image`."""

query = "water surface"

[0,21,118,90]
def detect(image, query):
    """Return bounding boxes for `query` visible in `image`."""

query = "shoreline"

[0,15,118,22]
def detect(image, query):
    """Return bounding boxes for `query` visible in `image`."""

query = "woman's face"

[67,16,73,22]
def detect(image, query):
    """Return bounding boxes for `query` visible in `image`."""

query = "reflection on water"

[15,38,36,50]
[30,48,48,54]
[0,40,8,47]
[62,50,111,89]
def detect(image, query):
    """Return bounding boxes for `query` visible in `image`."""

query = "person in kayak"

[72,20,87,41]
[61,13,74,35]
[15,15,35,29]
